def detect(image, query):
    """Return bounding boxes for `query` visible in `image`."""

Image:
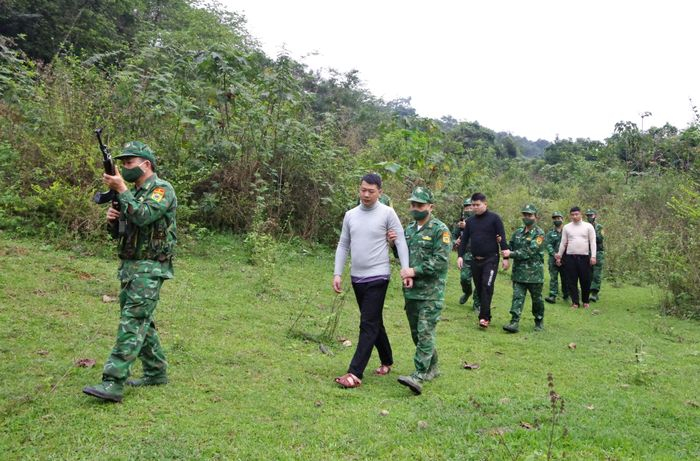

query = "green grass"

[1,232,698,460]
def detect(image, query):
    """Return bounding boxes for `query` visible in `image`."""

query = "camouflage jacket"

[109,173,177,281]
[544,228,563,258]
[508,225,545,284]
[593,222,604,252]
[403,216,451,300]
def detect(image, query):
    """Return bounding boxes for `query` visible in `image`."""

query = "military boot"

[459,292,470,305]
[397,375,423,395]
[534,319,544,331]
[590,291,599,302]
[126,375,168,387]
[424,364,441,381]
[83,381,124,402]
[502,320,519,333]
[544,295,556,304]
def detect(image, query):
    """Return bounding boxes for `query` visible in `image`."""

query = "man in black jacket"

[457,193,509,328]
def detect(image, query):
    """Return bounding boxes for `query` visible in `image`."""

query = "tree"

[0,0,146,62]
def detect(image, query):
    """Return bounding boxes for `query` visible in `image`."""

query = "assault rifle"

[93,128,125,235]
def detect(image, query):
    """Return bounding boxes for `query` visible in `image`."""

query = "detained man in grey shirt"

[333,173,410,389]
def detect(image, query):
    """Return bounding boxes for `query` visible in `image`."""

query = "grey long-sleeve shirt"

[334,202,410,278]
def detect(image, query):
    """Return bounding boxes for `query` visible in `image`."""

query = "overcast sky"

[221,0,699,142]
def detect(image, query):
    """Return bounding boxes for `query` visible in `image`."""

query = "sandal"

[335,373,362,388]
[374,364,392,376]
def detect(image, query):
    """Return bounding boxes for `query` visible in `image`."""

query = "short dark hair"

[361,173,382,189]
[570,206,581,213]
[471,192,486,202]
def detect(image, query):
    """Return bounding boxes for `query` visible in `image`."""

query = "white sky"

[221,0,699,141]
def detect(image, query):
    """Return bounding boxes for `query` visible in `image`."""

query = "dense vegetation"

[0,0,698,318]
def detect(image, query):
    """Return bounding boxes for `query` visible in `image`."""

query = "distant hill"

[496,132,551,158]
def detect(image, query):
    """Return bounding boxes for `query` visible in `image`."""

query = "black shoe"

[502,321,519,333]
[590,292,599,302]
[534,319,544,331]
[459,293,469,305]
[544,296,556,304]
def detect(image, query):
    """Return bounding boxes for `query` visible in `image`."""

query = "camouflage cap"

[585,208,596,215]
[409,186,433,204]
[463,197,472,206]
[551,211,564,218]
[114,141,157,169]
[521,204,538,214]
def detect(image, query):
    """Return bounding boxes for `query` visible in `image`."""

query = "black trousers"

[348,279,392,379]
[471,254,499,321]
[564,254,592,305]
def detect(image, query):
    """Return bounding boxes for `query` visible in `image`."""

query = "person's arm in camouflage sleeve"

[117,185,175,227]
[105,204,121,239]
[413,226,451,279]
[544,232,556,256]
[452,214,464,240]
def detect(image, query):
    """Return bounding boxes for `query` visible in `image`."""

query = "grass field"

[0,232,698,460]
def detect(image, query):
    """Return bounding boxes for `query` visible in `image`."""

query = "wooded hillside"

[0,1,698,317]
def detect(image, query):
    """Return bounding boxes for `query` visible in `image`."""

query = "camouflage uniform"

[505,205,545,331]
[544,211,567,302]
[452,198,480,311]
[586,209,604,300]
[379,193,393,207]
[85,142,176,401]
[402,188,450,386]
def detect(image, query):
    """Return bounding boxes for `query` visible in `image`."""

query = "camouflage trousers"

[547,257,567,298]
[590,251,604,293]
[404,299,442,379]
[460,261,481,309]
[509,282,544,322]
[102,276,168,384]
